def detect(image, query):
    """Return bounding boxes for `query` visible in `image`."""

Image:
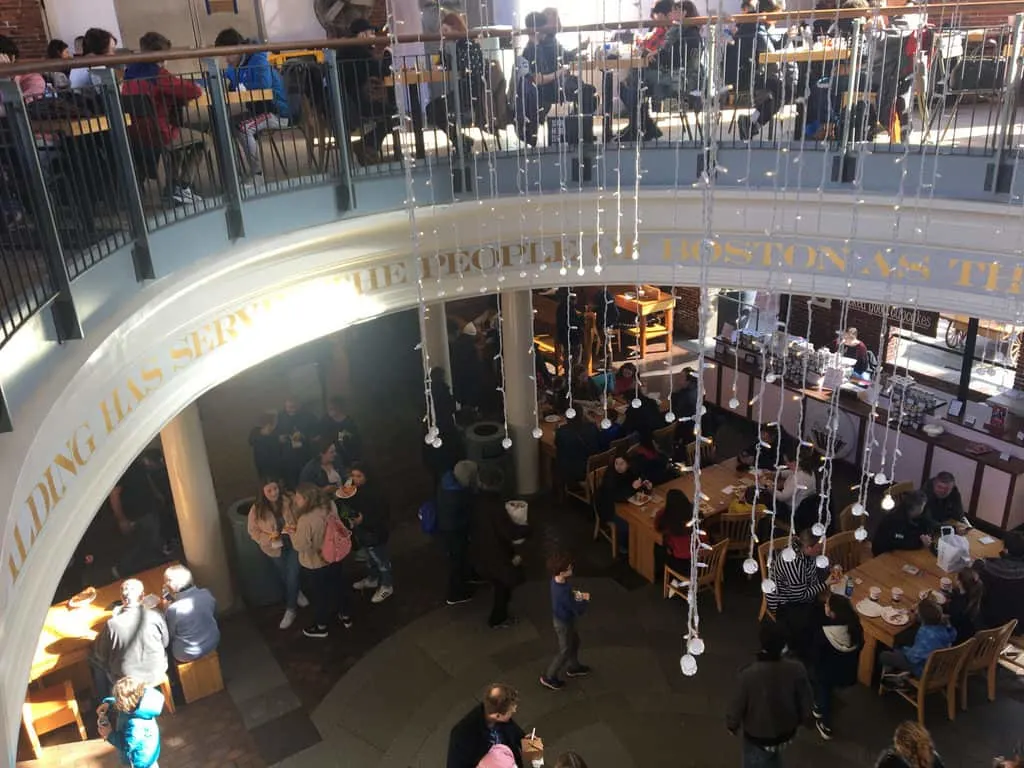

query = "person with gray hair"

[163,565,219,663]
[91,578,169,699]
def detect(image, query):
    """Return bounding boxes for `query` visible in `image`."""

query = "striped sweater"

[766,553,828,612]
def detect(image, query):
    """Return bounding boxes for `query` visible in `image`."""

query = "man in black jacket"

[447,684,526,768]
[872,490,933,557]
[923,471,968,525]
[438,460,479,605]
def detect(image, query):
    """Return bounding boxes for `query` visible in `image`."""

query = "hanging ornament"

[531,427,543,440]
[631,398,642,409]
[855,526,868,541]
[761,578,777,594]
[680,654,698,676]
[687,636,706,656]
[815,554,830,569]
[501,437,512,450]
[665,412,677,424]
[874,472,889,485]
[881,494,895,511]
[600,417,612,430]
[565,407,577,419]
[728,397,740,410]
[811,522,826,537]
[431,437,443,449]
[781,547,797,563]
[742,558,758,575]
[765,373,778,384]
[852,502,867,517]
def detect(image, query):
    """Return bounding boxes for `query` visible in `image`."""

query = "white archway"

[1,189,1022,762]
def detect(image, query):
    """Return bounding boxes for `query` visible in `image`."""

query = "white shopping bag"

[936,525,971,573]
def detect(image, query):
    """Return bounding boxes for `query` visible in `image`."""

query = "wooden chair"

[566,450,613,507]
[826,530,864,572]
[717,509,760,557]
[885,639,975,725]
[589,465,617,558]
[664,538,730,613]
[652,423,676,455]
[838,502,858,533]
[22,680,87,760]
[177,650,225,704]
[609,436,634,455]
[757,536,791,621]
[960,619,1018,710]
[685,440,718,467]
[888,481,915,506]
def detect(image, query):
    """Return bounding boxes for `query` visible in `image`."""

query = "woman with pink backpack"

[293,483,353,638]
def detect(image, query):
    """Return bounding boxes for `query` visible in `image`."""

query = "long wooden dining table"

[616,458,756,582]
[30,562,173,685]
[847,528,1002,686]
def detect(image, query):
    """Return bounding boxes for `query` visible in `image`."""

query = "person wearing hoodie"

[880,598,957,686]
[336,18,395,164]
[872,491,934,557]
[97,676,163,768]
[809,593,863,740]
[346,464,393,604]
[438,460,480,605]
[214,27,291,178]
[974,531,1024,628]
[122,32,208,206]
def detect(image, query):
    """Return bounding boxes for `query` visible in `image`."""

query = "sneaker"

[815,719,833,741]
[642,123,664,142]
[353,550,369,563]
[339,614,353,629]
[811,705,823,720]
[446,596,473,606]
[170,185,194,206]
[371,586,394,604]
[297,591,310,608]
[880,672,910,690]
[539,676,565,690]
[565,665,591,678]
[353,577,379,591]
[279,609,297,630]
[302,623,328,638]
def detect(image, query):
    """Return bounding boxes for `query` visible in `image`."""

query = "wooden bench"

[177,651,224,704]
[22,680,87,759]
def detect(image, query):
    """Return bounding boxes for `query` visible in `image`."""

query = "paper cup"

[869,586,881,601]
[891,587,903,603]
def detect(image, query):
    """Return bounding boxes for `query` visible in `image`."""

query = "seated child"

[879,598,956,686]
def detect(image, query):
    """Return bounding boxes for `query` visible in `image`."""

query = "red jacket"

[121,64,202,146]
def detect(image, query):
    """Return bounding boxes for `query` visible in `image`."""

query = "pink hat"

[477,744,517,768]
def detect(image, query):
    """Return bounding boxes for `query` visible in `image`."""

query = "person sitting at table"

[45,39,72,91]
[879,598,956,688]
[162,564,219,663]
[656,488,707,576]
[773,452,818,522]
[735,0,792,142]
[213,27,292,179]
[122,32,208,207]
[809,593,862,740]
[299,438,344,494]
[974,531,1024,630]
[923,471,967,526]
[555,410,601,489]
[623,392,663,438]
[831,327,869,376]
[596,453,649,553]
[514,11,597,147]
[337,18,395,165]
[738,423,790,471]
[632,431,679,485]
[569,365,601,402]
[638,0,674,57]
[426,12,487,156]
[766,528,834,661]
[872,490,934,557]
[617,1,704,144]
[945,567,984,643]
[68,27,117,89]
[0,36,47,101]
[613,362,640,398]
[91,579,169,700]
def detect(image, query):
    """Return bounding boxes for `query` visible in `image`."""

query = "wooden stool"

[22,680,87,759]
[158,675,175,714]
[177,651,224,704]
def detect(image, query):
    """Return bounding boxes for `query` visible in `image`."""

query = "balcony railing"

[2,2,1024,351]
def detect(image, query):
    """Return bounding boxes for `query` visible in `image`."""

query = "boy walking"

[97,676,163,768]
[540,553,591,690]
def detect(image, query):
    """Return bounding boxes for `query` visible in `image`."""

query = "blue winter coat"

[104,687,164,768]
[223,51,291,119]
[901,623,957,677]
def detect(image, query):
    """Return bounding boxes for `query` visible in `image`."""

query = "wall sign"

[847,301,940,338]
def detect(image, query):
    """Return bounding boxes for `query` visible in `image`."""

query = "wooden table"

[616,458,752,582]
[32,115,132,138]
[614,286,675,358]
[268,49,325,67]
[30,562,173,684]
[847,528,1002,686]
[759,45,850,66]
[192,88,276,109]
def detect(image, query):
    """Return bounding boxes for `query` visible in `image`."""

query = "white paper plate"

[918,589,947,605]
[856,599,884,618]
[882,607,911,626]
[544,414,562,423]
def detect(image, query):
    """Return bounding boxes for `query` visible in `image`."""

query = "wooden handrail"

[0,0,1023,77]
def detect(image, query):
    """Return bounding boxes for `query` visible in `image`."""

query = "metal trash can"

[224,497,283,608]
[466,421,513,495]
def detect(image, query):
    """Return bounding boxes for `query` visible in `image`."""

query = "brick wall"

[1,0,48,60]
[675,287,702,339]
[1014,342,1024,391]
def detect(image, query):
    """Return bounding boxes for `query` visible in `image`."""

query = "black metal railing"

[1,3,1024,351]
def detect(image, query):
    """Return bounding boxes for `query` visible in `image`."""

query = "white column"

[422,301,452,387]
[501,290,540,495]
[161,404,234,611]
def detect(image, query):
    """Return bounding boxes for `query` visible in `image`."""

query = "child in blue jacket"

[540,552,591,690]
[97,676,163,768]
[213,27,292,178]
[879,598,957,686]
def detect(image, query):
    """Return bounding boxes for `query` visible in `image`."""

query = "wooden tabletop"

[573,57,645,72]
[32,115,132,137]
[192,88,276,108]
[614,286,675,316]
[384,69,449,86]
[31,562,173,682]
[268,49,325,67]
[759,45,850,65]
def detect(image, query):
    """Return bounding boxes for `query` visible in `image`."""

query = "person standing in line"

[471,497,530,628]
[319,395,363,466]
[249,412,284,481]
[247,478,309,629]
[874,721,946,768]
[540,553,591,690]
[292,484,353,638]
[346,464,394,604]
[726,622,814,768]
[438,460,479,606]
[97,676,163,768]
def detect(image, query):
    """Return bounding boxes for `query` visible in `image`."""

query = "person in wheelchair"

[514,11,596,147]
[616,0,703,143]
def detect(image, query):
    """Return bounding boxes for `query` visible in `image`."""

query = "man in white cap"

[437,460,479,605]
[91,578,169,699]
